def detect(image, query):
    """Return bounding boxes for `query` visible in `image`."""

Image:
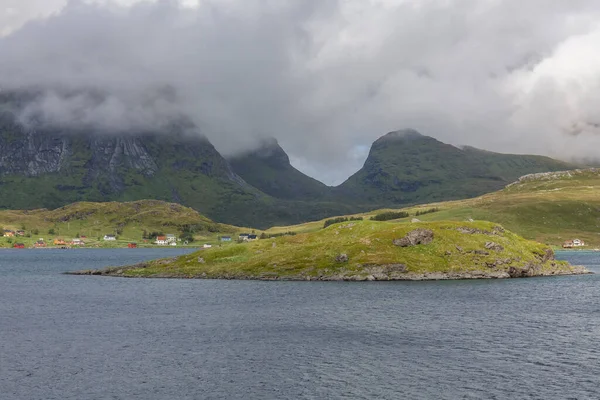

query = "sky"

[2,0,600,185]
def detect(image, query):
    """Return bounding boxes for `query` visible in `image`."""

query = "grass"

[107,220,575,279]
[0,200,239,248]
[265,169,600,247]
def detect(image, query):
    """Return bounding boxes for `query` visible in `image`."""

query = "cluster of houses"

[4,229,25,237]
[563,239,585,248]
[14,238,86,249]
[155,234,177,246]
[6,228,265,249]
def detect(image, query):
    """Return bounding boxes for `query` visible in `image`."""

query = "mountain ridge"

[0,98,581,228]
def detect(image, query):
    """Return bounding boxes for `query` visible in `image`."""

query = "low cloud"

[2,0,600,184]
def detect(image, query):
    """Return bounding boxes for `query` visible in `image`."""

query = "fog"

[2,0,600,184]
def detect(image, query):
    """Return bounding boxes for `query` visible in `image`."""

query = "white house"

[238,233,249,241]
[103,235,116,241]
[155,236,167,245]
[573,239,585,247]
[203,244,212,248]
[166,234,177,243]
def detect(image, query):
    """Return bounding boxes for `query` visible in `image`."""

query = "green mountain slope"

[336,129,576,206]
[228,138,332,200]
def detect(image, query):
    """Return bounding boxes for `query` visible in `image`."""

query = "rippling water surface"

[2,249,600,399]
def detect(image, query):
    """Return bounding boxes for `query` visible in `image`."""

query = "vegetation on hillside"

[257,169,600,248]
[0,200,237,248]
[370,211,409,221]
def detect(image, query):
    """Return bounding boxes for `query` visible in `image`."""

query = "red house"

[13,243,25,249]
[128,243,138,248]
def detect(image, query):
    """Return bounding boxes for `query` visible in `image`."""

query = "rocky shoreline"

[66,262,591,281]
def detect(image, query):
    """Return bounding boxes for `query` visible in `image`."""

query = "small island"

[69,220,589,280]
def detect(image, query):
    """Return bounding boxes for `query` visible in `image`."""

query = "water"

[1,249,600,399]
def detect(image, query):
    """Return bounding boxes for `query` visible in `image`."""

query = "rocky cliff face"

[0,109,239,191]
[0,112,159,178]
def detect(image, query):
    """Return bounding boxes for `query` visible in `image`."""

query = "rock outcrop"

[393,228,434,247]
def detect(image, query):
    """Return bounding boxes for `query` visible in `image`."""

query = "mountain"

[0,93,582,229]
[0,105,356,228]
[336,129,576,206]
[228,138,331,200]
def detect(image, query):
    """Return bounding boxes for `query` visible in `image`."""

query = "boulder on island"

[393,228,434,247]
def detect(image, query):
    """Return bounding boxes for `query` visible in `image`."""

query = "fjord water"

[1,250,600,399]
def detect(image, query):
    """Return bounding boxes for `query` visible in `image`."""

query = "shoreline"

[66,263,591,281]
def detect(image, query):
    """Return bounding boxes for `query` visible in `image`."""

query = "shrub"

[180,232,194,243]
[147,231,164,240]
[324,217,348,228]
[415,208,440,216]
[370,211,409,221]
[263,231,297,238]
[323,216,363,228]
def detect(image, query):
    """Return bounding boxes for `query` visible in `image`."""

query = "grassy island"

[70,220,588,280]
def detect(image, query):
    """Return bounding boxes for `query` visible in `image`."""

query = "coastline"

[66,261,591,281]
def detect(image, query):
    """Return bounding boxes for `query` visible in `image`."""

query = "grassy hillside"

[0,200,238,248]
[77,220,584,280]
[282,169,600,247]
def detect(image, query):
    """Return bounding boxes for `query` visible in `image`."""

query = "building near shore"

[563,239,585,248]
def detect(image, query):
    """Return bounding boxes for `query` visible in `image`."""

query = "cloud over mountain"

[2,0,600,184]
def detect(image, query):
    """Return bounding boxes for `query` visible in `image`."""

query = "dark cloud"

[1,0,600,184]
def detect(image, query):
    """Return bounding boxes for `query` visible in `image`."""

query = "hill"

[71,220,587,280]
[336,130,576,206]
[0,200,236,247]
[320,168,600,247]
[416,168,600,246]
